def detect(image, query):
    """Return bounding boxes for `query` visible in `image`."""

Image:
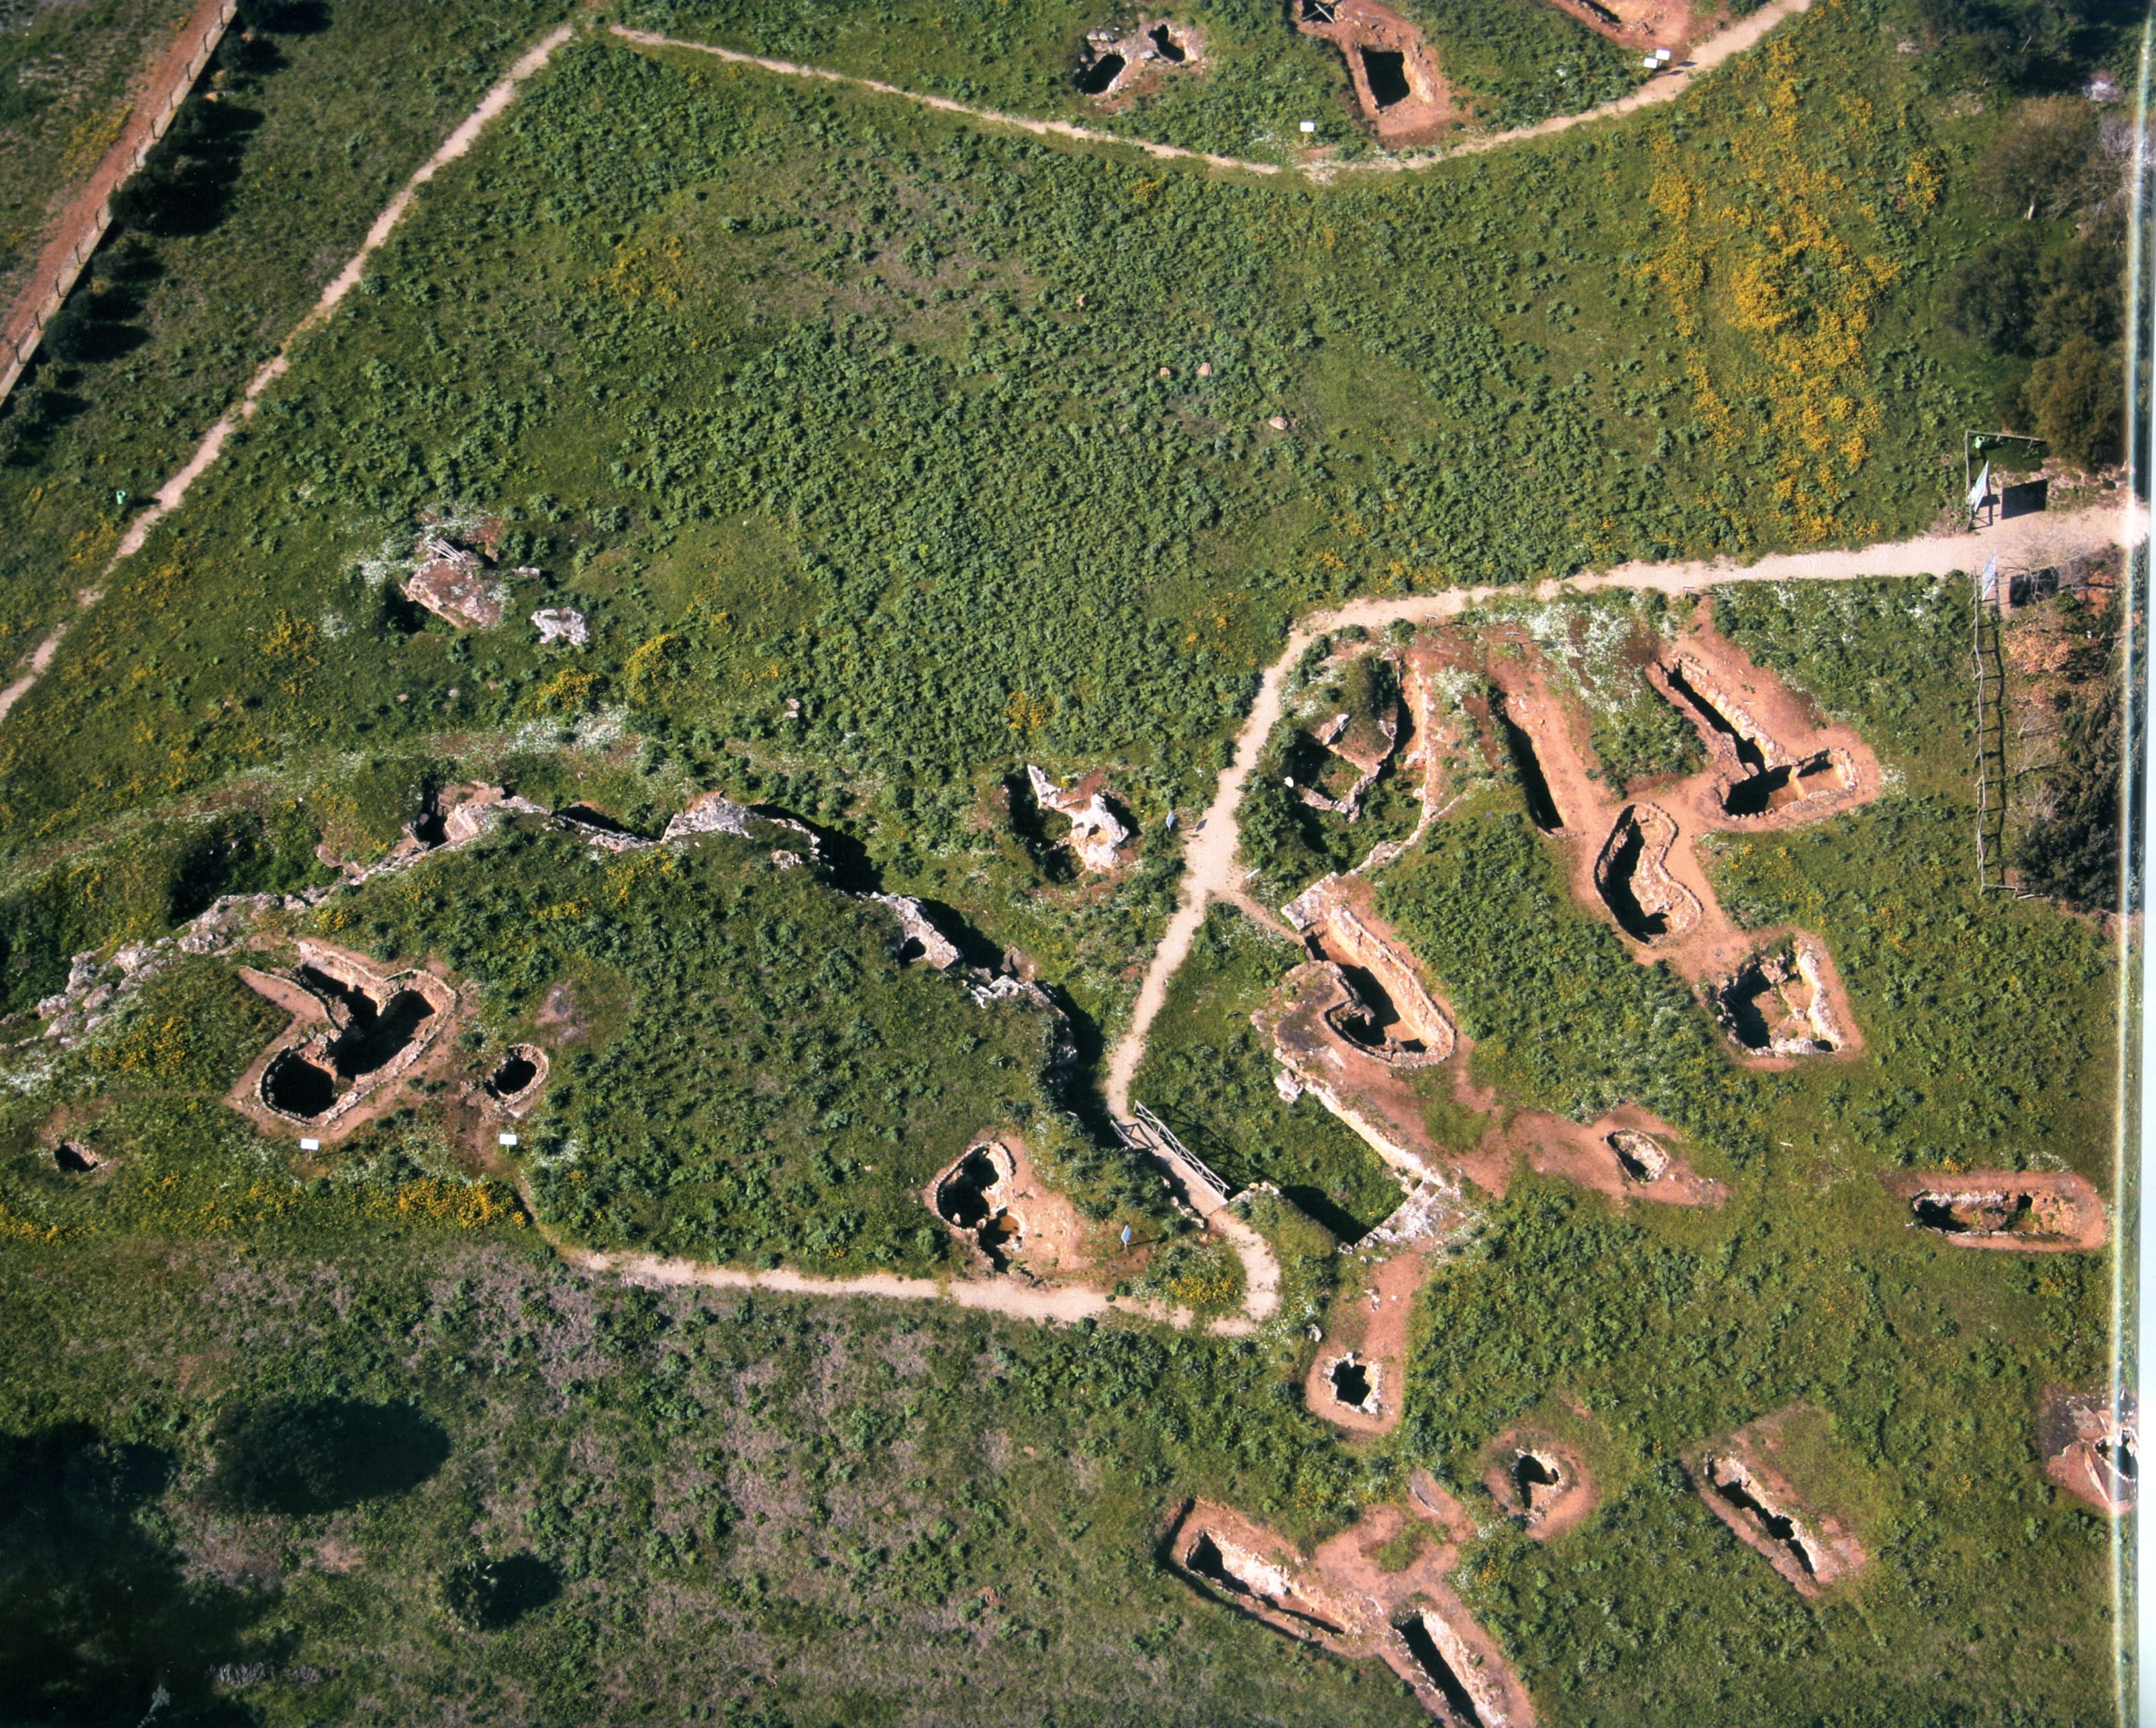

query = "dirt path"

[613,0,1813,180]
[513,1177,1276,1334]
[0,22,580,716]
[0,0,238,411]
[1104,503,2140,1119]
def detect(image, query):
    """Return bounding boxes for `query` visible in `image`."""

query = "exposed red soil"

[1483,1429,1598,1540]
[2039,1388,2136,1514]
[1881,1169,2108,1253]
[1168,1496,1536,1725]
[1297,0,1465,144]
[1694,1409,1867,1598]
[1306,1246,1432,1437]
[923,1134,1093,1281]
[1542,0,1699,53]
[1516,1102,1729,1209]
[1407,1468,1478,1541]
[227,942,466,1147]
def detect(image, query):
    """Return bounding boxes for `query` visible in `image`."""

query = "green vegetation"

[1,0,577,657]
[620,0,1367,159]
[1242,633,1424,903]
[0,801,328,1014]
[1407,1178,2111,1726]
[1132,903,1405,1241]
[0,0,2133,1718]
[1404,0,1643,129]
[0,0,190,297]
[0,1236,1409,1726]
[1934,97,2131,464]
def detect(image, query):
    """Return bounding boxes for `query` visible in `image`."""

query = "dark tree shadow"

[441,1552,561,1631]
[206,1398,451,1516]
[0,1424,259,1725]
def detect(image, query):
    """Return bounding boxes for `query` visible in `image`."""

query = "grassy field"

[0,0,2133,1718]
[0,0,577,660]
[0,0,2057,1021]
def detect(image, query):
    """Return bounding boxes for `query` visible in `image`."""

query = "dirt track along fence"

[0,0,238,412]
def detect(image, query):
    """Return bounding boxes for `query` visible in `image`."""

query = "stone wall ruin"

[1593,803,1701,943]
[1026,765,1129,871]
[1712,938,1847,1057]
[241,942,457,1131]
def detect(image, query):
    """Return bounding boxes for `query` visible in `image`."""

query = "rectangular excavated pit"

[1491,695,1564,831]
[1361,47,1412,106]
[1396,1612,1488,1728]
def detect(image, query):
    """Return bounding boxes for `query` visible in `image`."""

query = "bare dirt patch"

[1542,0,1696,53]
[1884,1169,2107,1253]
[924,1135,1091,1279]
[2040,1388,2136,1514]
[1304,1246,1434,1437]
[1482,1430,1596,1540]
[1297,0,1464,144]
[1694,1412,1867,1597]
[1168,1496,1536,1725]
[1515,1102,1729,1209]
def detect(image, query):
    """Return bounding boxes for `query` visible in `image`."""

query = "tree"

[2022,334,2123,470]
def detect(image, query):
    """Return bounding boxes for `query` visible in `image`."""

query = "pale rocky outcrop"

[1027,765,1129,871]
[532,607,590,646]
[869,894,961,970]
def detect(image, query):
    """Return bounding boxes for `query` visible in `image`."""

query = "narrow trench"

[1662,662,1768,773]
[1598,815,1666,940]
[1076,52,1124,93]
[1712,1473,1815,1575]
[1185,1535,1345,1633]
[1360,48,1411,107]
[1492,697,1564,831]
[1396,1614,1487,1728]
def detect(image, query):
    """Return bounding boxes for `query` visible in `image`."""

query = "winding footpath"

[611,0,1814,182]
[1103,504,2143,1119]
[0,13,2136,1337]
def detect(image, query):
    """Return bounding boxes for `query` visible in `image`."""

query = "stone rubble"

[532,607,590,646]
[1026,765,1129,871]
